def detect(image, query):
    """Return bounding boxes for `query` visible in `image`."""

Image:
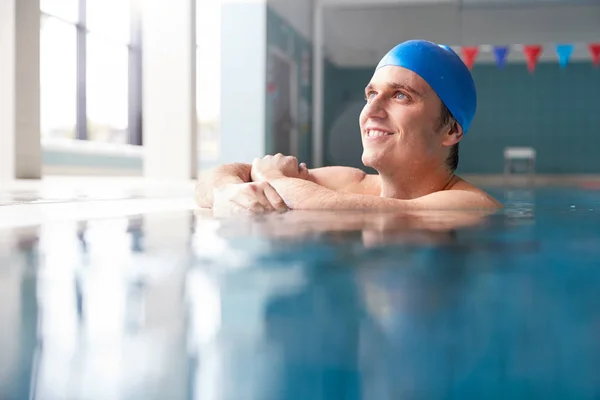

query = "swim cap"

[376,40,477,134]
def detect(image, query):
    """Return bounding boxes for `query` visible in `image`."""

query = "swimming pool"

[1,186,599,399]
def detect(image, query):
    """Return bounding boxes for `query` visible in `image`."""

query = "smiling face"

[359,65,461,175]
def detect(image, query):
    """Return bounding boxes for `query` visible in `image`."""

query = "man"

[196,40,502,213]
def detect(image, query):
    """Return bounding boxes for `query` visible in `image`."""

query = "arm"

[268,176,500,211]
[194,156,380,208]
[250,154,379,195]
[306,166,379,195]
[194,163,251,208]
[196,159,378,208]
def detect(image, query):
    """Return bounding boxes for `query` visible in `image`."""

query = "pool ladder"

[504,147,536,186]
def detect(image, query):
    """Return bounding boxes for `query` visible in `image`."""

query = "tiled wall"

[266,6,313,166]
[324,61,600,174]
[466,62,600,174]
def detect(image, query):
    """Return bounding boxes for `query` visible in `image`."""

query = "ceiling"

[322,1,600,67]
[322,0,599,7]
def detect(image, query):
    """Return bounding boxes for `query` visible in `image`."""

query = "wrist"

[265,172,287,181]
[254,170,286,182]
[214,176,245,188]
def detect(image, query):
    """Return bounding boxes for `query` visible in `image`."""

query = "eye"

[365,91,376,101]
[394,91,407,100]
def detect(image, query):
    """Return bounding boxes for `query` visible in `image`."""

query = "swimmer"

[196,40,502,213]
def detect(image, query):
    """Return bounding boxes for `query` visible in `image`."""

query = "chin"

[361,150,381,169]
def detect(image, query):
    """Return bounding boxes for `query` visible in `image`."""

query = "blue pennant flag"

[493,46,509,69]
[556,44,574,68]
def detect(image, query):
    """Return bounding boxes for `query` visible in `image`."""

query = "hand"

[251,153,309,182]
[212,181,288,216]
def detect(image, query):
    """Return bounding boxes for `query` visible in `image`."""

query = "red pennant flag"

[461,47,479,70]
[523,45,542,73]
[589,43,600,67]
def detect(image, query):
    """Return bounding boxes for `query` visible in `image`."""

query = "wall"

[323,63,370,171]
[465,61,600,174]
[142,0,197,180]
[41,139,143,176]
[266,5,314,165]
[218,1,268,165]
[323,4,600,67]
[323,60,600,174]
[268,0,312,39]
[0,0,41,180]
[322,2,600,174]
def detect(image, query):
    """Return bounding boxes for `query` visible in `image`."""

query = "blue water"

[1,187,599,399]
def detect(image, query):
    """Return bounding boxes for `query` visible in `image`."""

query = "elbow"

[194,182,212,208]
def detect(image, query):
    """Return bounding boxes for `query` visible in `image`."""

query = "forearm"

[195,163,252,207]
[268,176,414,210]
[268,177,497,211]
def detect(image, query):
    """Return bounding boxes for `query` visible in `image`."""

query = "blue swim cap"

[376,40,477,134]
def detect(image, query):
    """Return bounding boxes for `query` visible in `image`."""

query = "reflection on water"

[1,188,600,399]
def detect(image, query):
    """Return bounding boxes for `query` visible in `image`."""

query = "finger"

[287,156,299,168]
[235,189,275,212]
[233,196,270,213]
[248,202,268,214]
[262,183,289,212]
[251,184,279,211]
[298,163,310,180]
[235,196,271,213]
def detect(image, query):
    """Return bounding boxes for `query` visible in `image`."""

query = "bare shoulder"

[308,166,381,195]
[446,176,503,208]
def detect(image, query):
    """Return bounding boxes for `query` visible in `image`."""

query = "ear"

[441,120,463,147]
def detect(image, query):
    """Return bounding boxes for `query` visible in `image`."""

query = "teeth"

[367,130,391,137]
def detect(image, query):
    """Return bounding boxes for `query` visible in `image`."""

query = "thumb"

[298,162,309,178]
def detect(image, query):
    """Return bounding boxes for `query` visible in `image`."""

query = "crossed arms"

[195,154,501,214]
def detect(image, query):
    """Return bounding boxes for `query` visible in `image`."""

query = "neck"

[379,164,455,199]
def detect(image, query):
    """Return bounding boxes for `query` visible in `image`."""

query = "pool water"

[1,187,599,399]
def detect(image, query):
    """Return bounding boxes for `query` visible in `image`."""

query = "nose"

[362,95,387,120]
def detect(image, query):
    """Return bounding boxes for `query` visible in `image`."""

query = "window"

[40,0,78,23]
[86,0,130,43]
[40,15,77,139]
[196,1,222,164]
[40,0,141,145]
[87,36,129,143]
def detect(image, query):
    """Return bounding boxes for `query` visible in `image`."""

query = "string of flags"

[457,43,600,72]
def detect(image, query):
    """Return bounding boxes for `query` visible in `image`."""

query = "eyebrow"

[365,82,422,98]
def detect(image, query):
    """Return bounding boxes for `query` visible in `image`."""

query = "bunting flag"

[523,45,543,73]
[555,44,574,68]
[589,43,600,67]
[461,47,479,70]
[454,42,600,71]
[492,46,509,69]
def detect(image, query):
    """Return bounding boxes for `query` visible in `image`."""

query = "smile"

[365,129,394,138]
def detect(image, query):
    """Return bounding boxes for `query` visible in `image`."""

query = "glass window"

[40,0,78,23]
[86,0,130,43]
[86,35,129,144]
[196,1,222,164]
[40,15,77,139]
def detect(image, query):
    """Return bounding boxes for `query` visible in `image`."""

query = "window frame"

[40,0,143,145]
